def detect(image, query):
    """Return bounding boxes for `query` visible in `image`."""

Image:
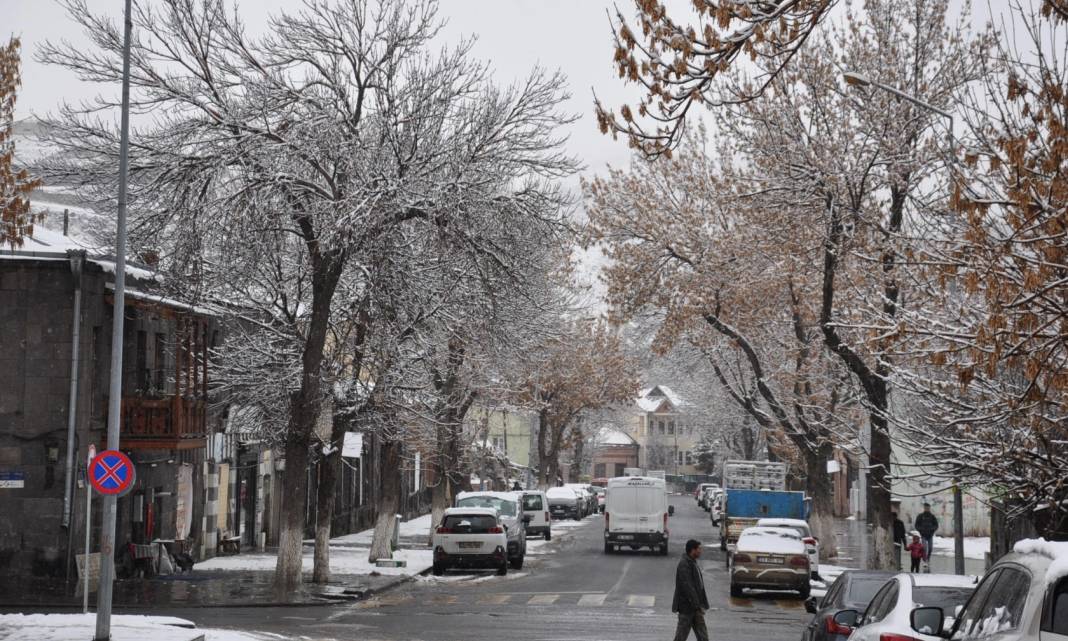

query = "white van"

[603,476,671,555]
[517,490,551,541]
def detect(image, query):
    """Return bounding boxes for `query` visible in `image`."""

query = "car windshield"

[913,586,974,611]
[442,515,497,533]
[848,577,893,605]
[457,496,517,517]
[522,495,543,511]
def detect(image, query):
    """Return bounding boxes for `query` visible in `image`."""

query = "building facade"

[627,386,701,476]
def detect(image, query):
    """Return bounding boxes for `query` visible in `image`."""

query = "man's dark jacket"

[893,518,907,544]
[672,554,710,614]
[915,512,939,537]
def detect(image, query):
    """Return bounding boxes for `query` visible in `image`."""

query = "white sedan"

[843,573,976,641]
[756,517,819,578]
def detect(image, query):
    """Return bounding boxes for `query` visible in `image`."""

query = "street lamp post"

[843,70,965,576]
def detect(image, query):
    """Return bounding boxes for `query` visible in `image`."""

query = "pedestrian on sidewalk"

[914,503,939,562]
[892,512,907,571]
[672,539,710,641]
[906,534,925,573]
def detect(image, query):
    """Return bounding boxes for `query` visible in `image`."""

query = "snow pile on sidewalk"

[932,535,990,560]
[1014,539,1068,585]
[197,545,433,576]
[0,613,276,641]
[328,513,434,546]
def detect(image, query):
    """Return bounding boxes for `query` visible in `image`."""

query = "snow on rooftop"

[1013,538,1068,585]
[596,426,636,446]
[637,385,685,412]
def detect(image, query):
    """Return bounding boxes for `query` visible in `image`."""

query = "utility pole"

[96,0,133,638]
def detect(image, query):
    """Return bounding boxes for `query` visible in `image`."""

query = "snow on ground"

[932,535,990,560]
[327,514,434,546]
[0,613,278,641]
[197,546,433,577]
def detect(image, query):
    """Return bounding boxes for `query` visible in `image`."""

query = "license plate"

[757,556,784,564]
[615,535,634,540]
[458,541,482,549]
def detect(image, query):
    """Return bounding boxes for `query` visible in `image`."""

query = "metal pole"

[63,251,85,579]
[83,475,92,614]
[95,0,133,638]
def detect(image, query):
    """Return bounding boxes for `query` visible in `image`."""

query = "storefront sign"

[0,471,25,489]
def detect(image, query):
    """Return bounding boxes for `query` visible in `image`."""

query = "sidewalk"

[830,517,988,576]
[0,613,274,641]
[0,516,435,610]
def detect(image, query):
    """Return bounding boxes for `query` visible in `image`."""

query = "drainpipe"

[62,250,86,531]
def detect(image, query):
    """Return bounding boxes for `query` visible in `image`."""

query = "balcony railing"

[120,396,207,450]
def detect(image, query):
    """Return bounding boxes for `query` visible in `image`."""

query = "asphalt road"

[170,498,810,641]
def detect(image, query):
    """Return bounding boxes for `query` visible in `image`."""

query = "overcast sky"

[7,0,649,182]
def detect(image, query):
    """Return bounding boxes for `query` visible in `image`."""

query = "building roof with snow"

[595,426,638,448]
[636,385,685,413]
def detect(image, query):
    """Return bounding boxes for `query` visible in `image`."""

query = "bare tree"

[1,37,41,248]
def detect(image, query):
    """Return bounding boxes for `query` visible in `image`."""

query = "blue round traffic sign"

[89,450,136,496]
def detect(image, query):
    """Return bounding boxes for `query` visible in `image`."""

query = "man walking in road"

[672,539,710,641]
[892,512,907,570]
[914,503,939,563]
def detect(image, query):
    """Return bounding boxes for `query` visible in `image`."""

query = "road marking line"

[477,594,512,605]
[627,595,655,607]
[528,594,560,605]
[728,596,753,608]
[577,593,607,606]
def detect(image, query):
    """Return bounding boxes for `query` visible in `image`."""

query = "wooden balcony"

[120,396,207,450]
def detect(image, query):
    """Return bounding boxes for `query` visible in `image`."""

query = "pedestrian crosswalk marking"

[627,595,655,607]
[577,593,607,606]
[528,594,560,605]
[477,594,512,605]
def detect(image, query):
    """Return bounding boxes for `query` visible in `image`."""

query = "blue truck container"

[719,489,807,550]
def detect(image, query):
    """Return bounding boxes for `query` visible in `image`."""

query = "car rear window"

[848,577,892,605]
[914,586,975,611]
[443,515,497,532]
[457,496,517,517]
[522,495,543,511]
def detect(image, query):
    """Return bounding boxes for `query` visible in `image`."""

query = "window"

[594,463,606,478]
[953,567,1031,640]
[658,420,665,434]
[521,495,543,511]
[848,576,895,607]
[822,574,845,608]
[913,587,976,613]
[457,496,517,517]
[684,450,693,466]
[153,333,166,393]
[863,580,899,625]
[442,514,498,533]
[668,421,675,434]
[136,330,148,392]
[1045,577,1068,635]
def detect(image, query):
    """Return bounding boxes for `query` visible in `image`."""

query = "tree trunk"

[311,444,340,584]
[536,409,551,488]
[275,430,311,591]
[868,403,894,569]
[569,427,585,481]
[804,441,838,561]
[430,473,450,545]
[368,437,402,563]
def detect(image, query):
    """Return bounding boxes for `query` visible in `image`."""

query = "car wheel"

[432,563,445,576]
[720,538,727,551]
[510,555,524,570]
[544,531,551,541]
[497,562,508,576]
[798,584,810,599]
[730,583,743,598]
[604,542,613,554]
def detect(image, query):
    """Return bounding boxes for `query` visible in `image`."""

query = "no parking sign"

[88,450,136,497]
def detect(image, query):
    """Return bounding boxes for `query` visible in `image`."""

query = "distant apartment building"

[627,386,701,476]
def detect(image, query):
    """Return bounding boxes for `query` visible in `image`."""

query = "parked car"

[844,573,976,641]
[757,517,820,579]
[702,486,719,512]
[546,486,583,520]
[604,475,670,555]
[696,483,718,508]
[594,486,606,513]
[730,526,810,598]
[802,570,897,641]
[455,491,528,569]
[432,507,509,576]
[889,539,1068,641]
[565,483,595,516]
[518,490,551,541]
[710,491,725,526]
